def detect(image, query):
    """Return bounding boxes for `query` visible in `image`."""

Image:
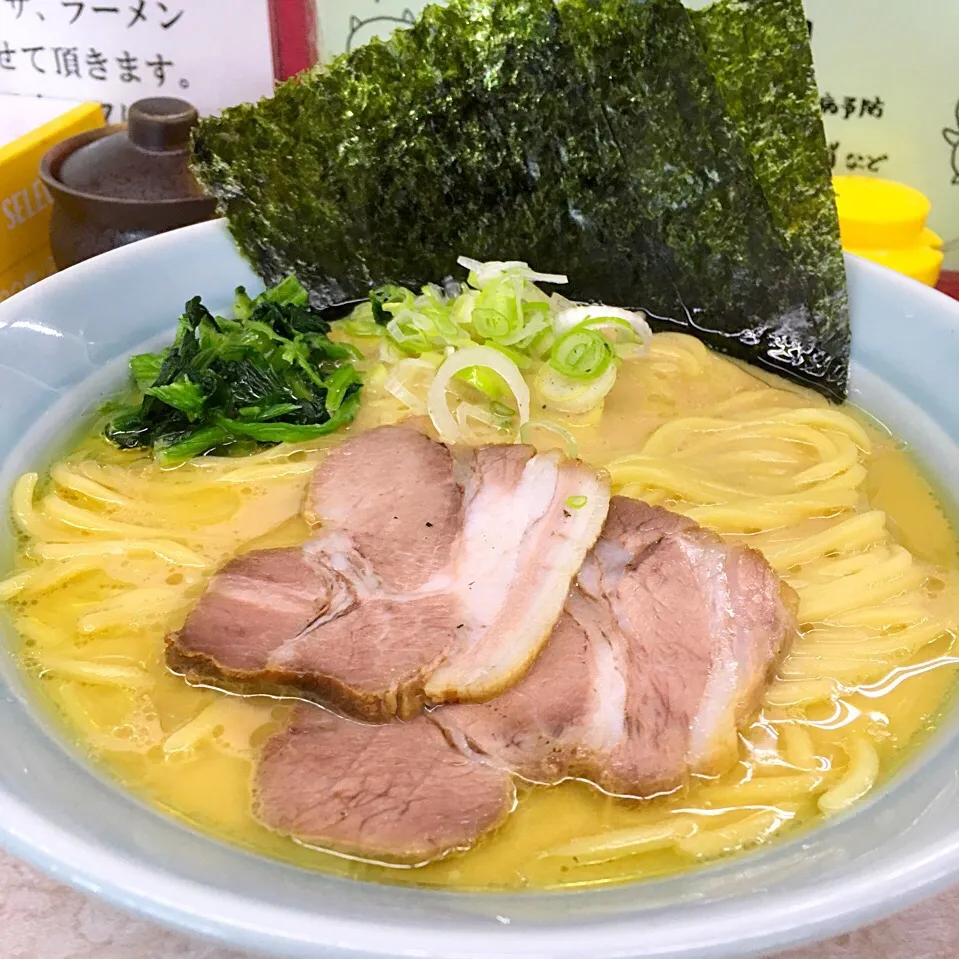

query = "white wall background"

[315,0,959,268]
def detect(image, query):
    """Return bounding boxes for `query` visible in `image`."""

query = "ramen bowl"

[1,219,958,959]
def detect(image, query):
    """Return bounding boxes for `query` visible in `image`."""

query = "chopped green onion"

[526,328,556,360]
[473,308,515,340]
[486,342,533,371]
[519,419,579,458]
[456,256,569,289]
[553,304,652,343]
[549,328,613,381]
[472,275,525,343]
[581,316,636,344]
[383,357,440,412]
[535,363,618,415]
[386,312,435,354]
[341,302,385,338]
[499,306,551,348]
[450,289,478,327]
[455,366,507,400]
[566,495,588,509]
[428,345,530,444]
[523,301,552,318]
[426,306,465,344]
[330,259,656,443]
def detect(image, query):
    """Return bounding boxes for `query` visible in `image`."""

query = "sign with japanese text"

[0,0,277,122]
[805,0,959,267]
[318,0,959,268]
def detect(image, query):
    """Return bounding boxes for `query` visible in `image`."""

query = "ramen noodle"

[2,332,957,890]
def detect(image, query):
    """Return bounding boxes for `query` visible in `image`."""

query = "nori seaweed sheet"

[442,0,664,307]
[191,0,851,401]
[692,0,849,398]
[556,0,814,375]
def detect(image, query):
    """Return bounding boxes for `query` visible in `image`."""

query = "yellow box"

[0,245,56,303]
[0,100,105,272]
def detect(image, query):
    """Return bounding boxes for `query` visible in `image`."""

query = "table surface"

[2,844,958,959]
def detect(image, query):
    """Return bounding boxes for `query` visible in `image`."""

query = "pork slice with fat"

[168,426,610,720]
[436,497,797,795]
[305,424,463,592]
[434,607,625,784]
[166,545,350,676]
[167,527,460,721]
[251,498,796,863]
[424,446,610,704]
[168,425,464,719]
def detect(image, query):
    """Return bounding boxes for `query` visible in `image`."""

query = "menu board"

[0,0,277,122]
[316,0,959,269]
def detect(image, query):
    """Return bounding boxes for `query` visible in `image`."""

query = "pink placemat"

[1,848,957,959]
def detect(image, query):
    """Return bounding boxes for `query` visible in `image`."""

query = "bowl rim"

[3,220,959,959]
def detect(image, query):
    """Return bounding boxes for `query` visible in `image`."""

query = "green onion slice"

[549,328,613,381]
[553,305,652,354]
[457,255,568,290]
[518,419,579,459]
[535,363,618,415]
[428,345,530,444]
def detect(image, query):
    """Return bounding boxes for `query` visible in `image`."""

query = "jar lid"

[832,175,932,250]
[55,97,209,203]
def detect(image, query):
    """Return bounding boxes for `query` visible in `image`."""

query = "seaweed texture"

[692,0,849,397]
[192,0,850,400]
[557,0,813,373]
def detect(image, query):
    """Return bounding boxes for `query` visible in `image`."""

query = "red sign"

[269,0,318,80]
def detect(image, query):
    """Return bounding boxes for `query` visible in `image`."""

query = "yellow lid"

[833,175,931,249]
[846,243,944,287]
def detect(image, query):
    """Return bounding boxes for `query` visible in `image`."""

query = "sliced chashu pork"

[423,443,609,704]
[302,423,462,593]
[254,705,515,864]
[167,425,609,720]
[438,497,798,793]
[167,426,463,719]
[253,498,797,862]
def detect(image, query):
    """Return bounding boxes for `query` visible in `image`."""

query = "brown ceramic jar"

[39,97,218,270]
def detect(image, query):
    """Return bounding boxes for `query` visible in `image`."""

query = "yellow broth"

[3,332,958,890]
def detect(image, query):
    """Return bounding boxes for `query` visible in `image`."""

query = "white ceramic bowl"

[2,220,959,959]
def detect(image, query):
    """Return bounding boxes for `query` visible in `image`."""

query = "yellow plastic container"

[833,175,944,286]
[0,245,55,303]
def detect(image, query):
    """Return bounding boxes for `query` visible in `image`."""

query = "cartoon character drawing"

[346,2,418,53]
[944,100,959,185]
